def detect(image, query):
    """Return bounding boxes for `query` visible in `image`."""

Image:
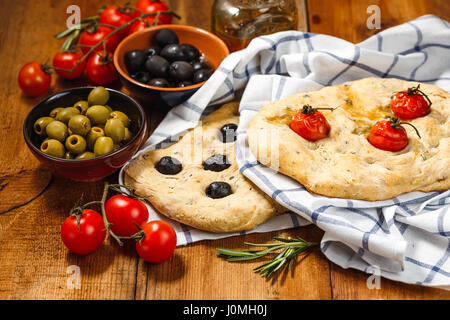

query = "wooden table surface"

[0,0,449,300]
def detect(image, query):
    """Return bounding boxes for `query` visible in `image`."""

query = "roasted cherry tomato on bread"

[18,61,52,97]
[136,0,173,24]
[79,26,119,54]
[136,221,177,263]
[290,105,334,142]
[86,51,117,85]
[61,209,106,255]
[367,117,421,152]
[390,85,432,120]
[99,4,138,40]
[52,51,86,80]
[105,195,149,237]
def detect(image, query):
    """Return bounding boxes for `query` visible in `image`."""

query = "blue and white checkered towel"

[119,15,450,289]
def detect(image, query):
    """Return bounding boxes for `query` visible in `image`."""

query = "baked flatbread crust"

[247,78,450,201]
[124,102,285,232]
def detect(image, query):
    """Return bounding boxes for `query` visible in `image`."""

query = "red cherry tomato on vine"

[99,5,138,40]
[18,61,52,97]
[367,118,420,152]
[128,17,156,35]
[136,221,177,263]
[86,51,117,85]
[61,209,106,255]
[79,26,119,54]
[105,195,149,237]
[390,85,431,120]
[290,105,333,142]
[52,51,86,80]
[136,0,173,24]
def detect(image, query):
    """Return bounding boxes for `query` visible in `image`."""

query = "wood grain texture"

[307,0,450,43]
[0,0,449,300]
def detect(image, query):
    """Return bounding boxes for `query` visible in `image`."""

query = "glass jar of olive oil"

[211,0,298,52]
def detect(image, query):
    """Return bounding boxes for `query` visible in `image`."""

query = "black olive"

[154,28,179,48]
[169,61,194,81]
[193,69,213,83]
[145,46,161,57]
[131,71,150,83]
[219,123,238,143]
[203,154,231,172]
[176,81,193,87]
[124,49,147,74]
[144,55,169,78]
[205,182,232,199]
[180,44,200,62]
[155,156,182,174]
[161,44,186,62]
[191,61,208,72]
[148,78,169,87]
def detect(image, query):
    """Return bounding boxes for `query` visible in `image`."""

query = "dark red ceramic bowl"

[114,24,229,110]
[23,87,147,182]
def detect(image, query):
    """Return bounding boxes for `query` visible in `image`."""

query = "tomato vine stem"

[51,7,181,74]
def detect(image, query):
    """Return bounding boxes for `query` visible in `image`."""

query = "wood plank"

[0,0,137,300]
[137,226,331,300]
[307,0,450,299]
[307,0,450,43]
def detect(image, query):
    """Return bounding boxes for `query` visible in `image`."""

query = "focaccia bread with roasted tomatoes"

[247,77,449,201]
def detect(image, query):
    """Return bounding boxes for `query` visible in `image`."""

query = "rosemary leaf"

[217,236,316,279]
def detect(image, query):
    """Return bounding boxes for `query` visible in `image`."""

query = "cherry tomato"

[136,221,177,263]
[86,51,117,85]
[290,105,333,142]
[52,51,86,80]
[99,5,138,40]
[18,61,52,97]
[105,195,149,237]
[367,118,419,152]
[128,17,156,35]
[136,0,173,25]
[79,26,119,54]
[391,85,431,120]
[61,209,106,255]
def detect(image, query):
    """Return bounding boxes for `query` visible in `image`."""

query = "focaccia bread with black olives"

[124,101,285,232]
[247,77,450,201]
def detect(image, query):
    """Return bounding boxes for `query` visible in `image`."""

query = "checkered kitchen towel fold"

[119,15,450,289]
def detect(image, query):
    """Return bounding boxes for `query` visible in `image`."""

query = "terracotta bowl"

[23,87,147,182]
[114,24,229,110]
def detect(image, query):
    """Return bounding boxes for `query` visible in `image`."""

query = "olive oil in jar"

[211,0,298,52]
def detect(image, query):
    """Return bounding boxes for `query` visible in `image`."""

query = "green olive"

[109,111,130,127]
[88,86,109,106]
[64,151,74,159]
[65,134,87,155]
[73,100,89,115]
[123,127,132,141]
[104,105,113,113]
[94,136,114,156]
[40,139,65,158]
[45,121,68,142]
[76,151,96,160]
[56,107,80,124]
[86,105,110,125]
[68,114,91,136]
[86,126,105,150]
[104,118,125,143]
[33,117,54,136]
[49,107,64,118]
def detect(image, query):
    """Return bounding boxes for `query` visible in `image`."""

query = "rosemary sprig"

[217,236,317,278]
